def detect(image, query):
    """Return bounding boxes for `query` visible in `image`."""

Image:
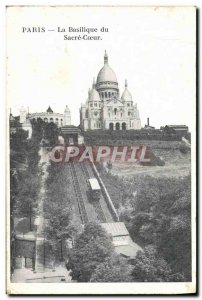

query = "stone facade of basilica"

[80,51,141,131]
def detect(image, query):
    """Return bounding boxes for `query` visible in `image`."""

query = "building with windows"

[80,51,141,131]
[20,105,71,127]
[10,105,71,139]
[161,125,189,135]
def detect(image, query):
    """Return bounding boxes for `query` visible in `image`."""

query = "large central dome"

[96,51,118,84]
[97,64,118,84]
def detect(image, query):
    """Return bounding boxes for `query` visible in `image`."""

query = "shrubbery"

[100,170,191,281]
[67,222,131,282]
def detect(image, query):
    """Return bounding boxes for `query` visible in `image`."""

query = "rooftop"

[60,125,81,134]
[115,242,142,259]
[165,125,188,128]
[88,178,100,190]
[101,222,129,237]
[46,106,53,113]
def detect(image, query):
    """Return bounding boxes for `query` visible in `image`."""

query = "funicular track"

[80,162,107,223]
[69,161,89,224]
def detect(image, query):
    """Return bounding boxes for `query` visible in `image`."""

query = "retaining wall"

[90,162,119,222]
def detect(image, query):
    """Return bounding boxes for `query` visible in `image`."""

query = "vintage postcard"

[6,6,197,295]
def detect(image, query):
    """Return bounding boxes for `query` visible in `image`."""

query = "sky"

[6,6,196,132]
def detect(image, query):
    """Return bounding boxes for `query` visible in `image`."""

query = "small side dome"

[90,89,101,101]
[121,80,132,101]
[89,79,101,101]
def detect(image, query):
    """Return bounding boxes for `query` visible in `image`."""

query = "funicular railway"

[69,161,89,224]
[59,125,115,224]
[69,159,112,224]
[67,155,141,260]
[80,162,107,223]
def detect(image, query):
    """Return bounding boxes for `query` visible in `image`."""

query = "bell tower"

[64,105,71,125]
[20,106,27,123]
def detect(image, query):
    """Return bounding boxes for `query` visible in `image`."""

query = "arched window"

[114,108,117,115]
[105,92,107,98]
[109,123,114,130]
[115,123,120,130]
[122,122,126,130]
[102,92,104,98]
[108,92,111,98]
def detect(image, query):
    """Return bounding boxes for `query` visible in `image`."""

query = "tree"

[101,170,192,281]
[14,171,40,231]
[26,139,41,171]
[67,223,114,282]
[31,119,59,146]
[10,125,42,232]
[10,129,28,152]
[43,162,75,262]
[45,202,74,261]
[131,246,184,282]
[44,122,59,146]
[43,161,86,264]
[30,119,43,143]
[158,200,191,280]
[129,212,155,245]
[90,255,133,282]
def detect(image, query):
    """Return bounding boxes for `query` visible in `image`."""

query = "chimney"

[147,118,149,126]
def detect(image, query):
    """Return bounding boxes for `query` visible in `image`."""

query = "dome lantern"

[104,50,108,64]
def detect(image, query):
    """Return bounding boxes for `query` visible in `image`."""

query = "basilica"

[80,51,141,131]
